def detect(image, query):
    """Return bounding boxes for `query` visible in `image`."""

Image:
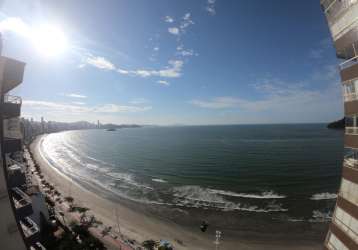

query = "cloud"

[0,17,30,37]
[130,98,148,105]
[190,68,341,116]
[72,101,85,105]
[84,55,115,70]
[23,100,152,114]
[206,0,217,15]
[82,53,184,79]
[164,16,174,23]
[157,80,170,86]
[153,47,159,51]
[65,93,87,98]
[308,37,333,59]
[168,27,180,35]
[190,97,242,109]
[180,13,194,32]
[131,60,183,78]
[167,13,194,36]
[176,45,196,57]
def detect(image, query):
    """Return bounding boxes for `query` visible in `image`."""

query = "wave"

[309,210,332,223]
[310,192,337,200]
[152,178,168,183]
[172,185,288,213]
[208,189,286,199]
[106,172,153,190]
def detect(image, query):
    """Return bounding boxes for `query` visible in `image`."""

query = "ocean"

[39,124,343,236]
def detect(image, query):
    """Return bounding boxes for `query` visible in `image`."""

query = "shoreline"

[30,133,324,250]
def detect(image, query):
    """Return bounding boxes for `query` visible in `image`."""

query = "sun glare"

[31,24,68,57]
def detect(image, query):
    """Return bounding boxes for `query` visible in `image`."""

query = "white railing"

[4,118,22,139]
[12,187,31,209]
[340,55,358,70]
[346,126,358,134]
[331,2,358,41]
[343,92,358,102]
[333,216,358,244]
[4,95,22,105]
[20,217,39,237]
[323,0,337,13]
[344,156,358,169]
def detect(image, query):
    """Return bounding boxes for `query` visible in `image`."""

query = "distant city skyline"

[0,0,342,125]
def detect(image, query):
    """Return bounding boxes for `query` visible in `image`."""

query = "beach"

[30,133,326,250]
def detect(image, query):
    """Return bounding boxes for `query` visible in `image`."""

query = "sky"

[0,0,343,125]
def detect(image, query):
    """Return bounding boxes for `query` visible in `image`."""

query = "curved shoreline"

[31,134,324,250]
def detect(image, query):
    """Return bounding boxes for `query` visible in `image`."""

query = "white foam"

[208,189,286,199]
[172,185,288,213]
[152,178,168,183]
[309,210,332,223]
[106,172,153,190]
[310,192,337,200]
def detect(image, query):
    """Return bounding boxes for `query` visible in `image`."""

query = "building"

[320,1,358,249]
[0,40,45,249]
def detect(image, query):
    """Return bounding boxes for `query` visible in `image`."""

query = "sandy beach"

[30,134,324,250]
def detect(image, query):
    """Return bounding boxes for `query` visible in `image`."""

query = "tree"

[142,240,157,250]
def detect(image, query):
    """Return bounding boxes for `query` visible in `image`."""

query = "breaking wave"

[152,178,168,183]
[172,185,288,213]
[310,193,337,200]
[309,210,333,223]
[208,189,286,199]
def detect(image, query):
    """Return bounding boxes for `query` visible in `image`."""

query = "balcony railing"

[30,242,46,250]
[12,187,31,209]
[20,217,39,238]
[330,2,358,41]
[343,92,358,102]
[345,126,358,135]
[344,156,358,169]
[4,95,22,105]
[340,55,358,70]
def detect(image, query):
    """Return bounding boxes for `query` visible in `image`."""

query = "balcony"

[330,2,358,41]
[20,217,40,246]
[341,58,358,83]
[344,155,358,170]
[345,133,358,148]
[3,95,22,118]
[0,56,26,94]
[7,159,26,188]
[4,137,22,153]
[30,242,46,250]
[12,187,33,219]
[322,0,358,26]
[345,126,358,135]
[4,118,23,153]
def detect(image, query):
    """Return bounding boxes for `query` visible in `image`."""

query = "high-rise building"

[0,43,45,248]
[320,1,358,249]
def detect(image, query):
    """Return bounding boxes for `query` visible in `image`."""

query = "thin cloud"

[206,0,217,15]
[65,93,87,98]
[164,16,174,23]
[168,27,180,35]
[23,100,152,113]
[190,97,241,109]
[157,80,170,86]
[84,55,115,70]
[130,98,149,105]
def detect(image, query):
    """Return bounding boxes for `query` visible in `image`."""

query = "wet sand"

[30,134,325,250]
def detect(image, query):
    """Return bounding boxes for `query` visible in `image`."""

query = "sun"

[31,24,68,57]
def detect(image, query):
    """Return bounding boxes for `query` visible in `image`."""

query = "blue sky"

[0,0,343,125]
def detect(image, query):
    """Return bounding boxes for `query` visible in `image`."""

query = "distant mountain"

[327,118,345,129]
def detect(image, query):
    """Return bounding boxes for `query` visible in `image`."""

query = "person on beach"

[200,221,209,232]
